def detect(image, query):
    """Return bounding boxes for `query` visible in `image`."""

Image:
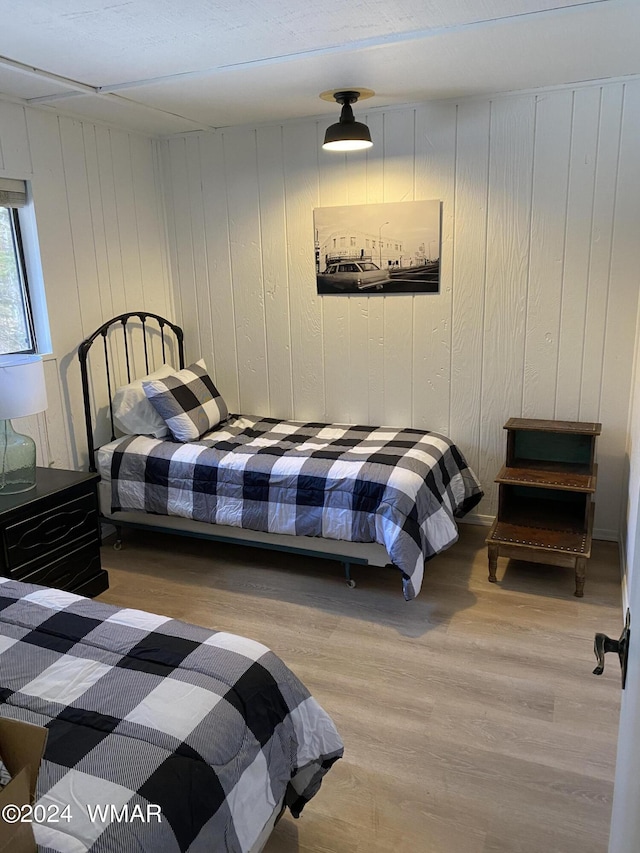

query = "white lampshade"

[0,354,48,419]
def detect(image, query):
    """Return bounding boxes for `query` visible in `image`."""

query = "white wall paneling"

[381,109,415,430]
[0,101,32,175]
[478,95,536,518]
[256,125,294,421]
[162,79,640,538]
[521,90,572,419]
[283,123,324,421]
[602,81,640,545]
[0,100,174,469]
[130,134,172,324]
[184,135,215,382]
[166,136,202,369]
[223,128,270,415]
[200,133,240,411]
[163,133,242,410]
[579,86,623,422]
[555,87,601,422]
[317,124,349,424]
[343,123,368,426]
[623,299,640,603]
[11,357,69,469]
[414,100,457,437]
[365,113,386,428]
[449,99,491,479]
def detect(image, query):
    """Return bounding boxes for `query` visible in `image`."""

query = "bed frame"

[79,311,186,471]
[78,312,392,588]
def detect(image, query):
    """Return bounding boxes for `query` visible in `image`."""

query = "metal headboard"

[78,312,185,472]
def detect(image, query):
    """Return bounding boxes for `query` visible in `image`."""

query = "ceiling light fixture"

[321,88,374,152]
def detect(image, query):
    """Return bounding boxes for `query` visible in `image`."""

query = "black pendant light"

[322,90,373,152]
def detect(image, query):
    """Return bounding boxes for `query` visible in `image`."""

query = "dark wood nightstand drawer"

[18,541,102,592]
[10,530,98,580]
[0,468,107,597]
[4,492,99,572]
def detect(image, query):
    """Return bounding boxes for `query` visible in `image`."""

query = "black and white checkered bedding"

[0,578,343,852]
[143,359,229,442]
[105,416,483,600]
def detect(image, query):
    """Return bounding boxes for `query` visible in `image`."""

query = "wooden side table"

[485,418,601,597]
[0,468,108,596]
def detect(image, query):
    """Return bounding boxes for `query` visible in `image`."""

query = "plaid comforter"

[105,416,483,600]
[0,578,343,853]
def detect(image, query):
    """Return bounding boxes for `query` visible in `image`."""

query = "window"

[350,236,356,247]
[0,178,50,357]
[0,205,34,355]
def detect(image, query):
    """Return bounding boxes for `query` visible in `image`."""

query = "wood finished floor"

[98,524,622,853]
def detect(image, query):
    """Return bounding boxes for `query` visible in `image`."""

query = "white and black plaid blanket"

[106,416,483,600]
[0,578,343,852]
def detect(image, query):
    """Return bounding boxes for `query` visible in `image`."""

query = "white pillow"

[112,365,177,437]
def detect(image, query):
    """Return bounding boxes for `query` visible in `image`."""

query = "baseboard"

[594,528,621,542]
[459,512,493,527]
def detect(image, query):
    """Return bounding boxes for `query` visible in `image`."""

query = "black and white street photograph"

[314,199,441,294]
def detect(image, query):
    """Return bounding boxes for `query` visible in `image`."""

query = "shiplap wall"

[162,79,640,538]
[0,100,173,469]
[623,303,640,601]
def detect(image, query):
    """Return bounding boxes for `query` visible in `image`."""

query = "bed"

[79,312,483,601]
[0,577,343,852]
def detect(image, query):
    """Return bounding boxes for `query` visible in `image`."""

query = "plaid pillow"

[142,359,228,442]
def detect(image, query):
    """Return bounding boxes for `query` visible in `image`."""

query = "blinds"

[0,178,27,208]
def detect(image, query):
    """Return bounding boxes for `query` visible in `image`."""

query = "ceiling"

[0,0,638,136]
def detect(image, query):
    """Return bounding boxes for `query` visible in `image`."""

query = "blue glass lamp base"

[0,419,37,494]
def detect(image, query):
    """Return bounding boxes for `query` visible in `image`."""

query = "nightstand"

[486,418,601,597]
[0,468,109,596]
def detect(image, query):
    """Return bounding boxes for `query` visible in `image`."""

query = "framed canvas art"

[314,199,441,294]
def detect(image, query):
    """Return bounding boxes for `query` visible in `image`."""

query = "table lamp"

[0,354,48,493]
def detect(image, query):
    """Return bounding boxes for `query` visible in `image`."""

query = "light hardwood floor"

[98,524,623,853]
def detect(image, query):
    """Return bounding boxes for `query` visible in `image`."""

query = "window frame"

[1,205,37,356]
